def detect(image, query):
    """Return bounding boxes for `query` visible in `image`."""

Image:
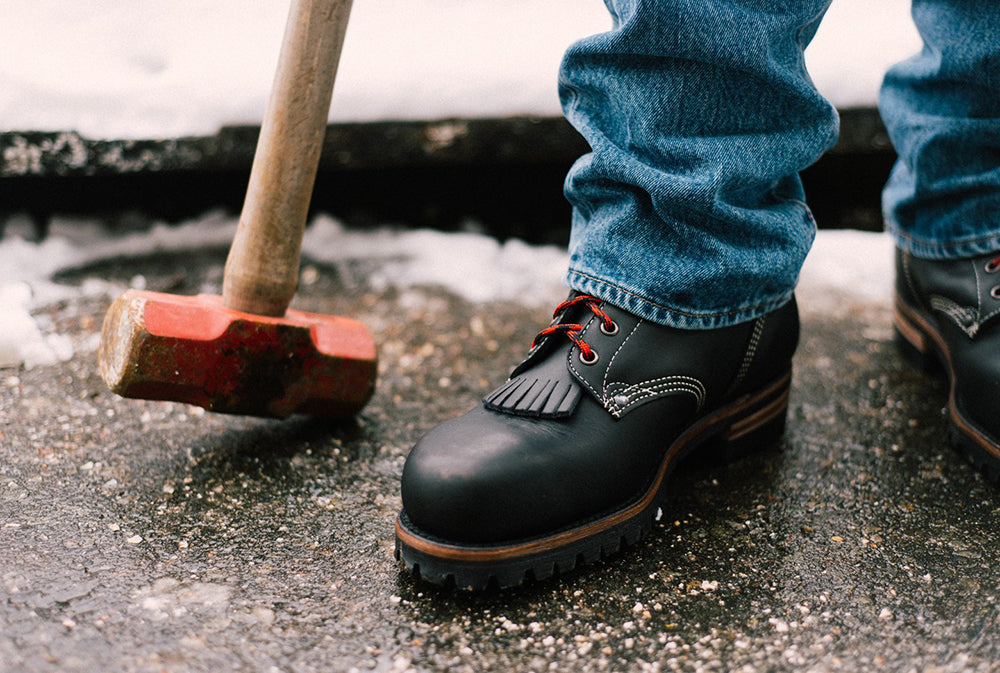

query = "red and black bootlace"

[532,294,619,364]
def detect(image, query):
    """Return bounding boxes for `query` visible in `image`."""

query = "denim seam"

[891,223,1000,252]
[567,269,791,320]
[774,194,815,221]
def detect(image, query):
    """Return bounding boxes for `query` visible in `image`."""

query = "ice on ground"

[0,0,919,139]
[0,209,892,370]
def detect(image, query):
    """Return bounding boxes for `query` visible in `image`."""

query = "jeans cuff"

[566,270,795,330]
[890,225,1000,260]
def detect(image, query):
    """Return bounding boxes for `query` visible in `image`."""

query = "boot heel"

[691,381,790,466]
[716,404,788,463]
[894,326,941,375]
[893,302,943,375]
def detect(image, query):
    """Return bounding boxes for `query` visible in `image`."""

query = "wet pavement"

[3,234,1000,672]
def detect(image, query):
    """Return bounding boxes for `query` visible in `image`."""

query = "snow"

[0,283,73,369]
[0,210,892,370]
[0,0,919,139]
[302,216,570,305]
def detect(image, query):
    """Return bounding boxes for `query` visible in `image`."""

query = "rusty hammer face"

[99,291,376,419]
[97,0,375,419]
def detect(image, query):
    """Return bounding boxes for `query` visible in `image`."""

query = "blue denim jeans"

[560,0,1000,328]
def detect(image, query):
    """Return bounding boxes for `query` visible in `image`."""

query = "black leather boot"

[396,293,799,590]
[895,249,1000,482]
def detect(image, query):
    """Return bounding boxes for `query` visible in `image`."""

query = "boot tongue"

[482,294,589,419]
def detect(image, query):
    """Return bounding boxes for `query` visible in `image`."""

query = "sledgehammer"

[98,0,376,418]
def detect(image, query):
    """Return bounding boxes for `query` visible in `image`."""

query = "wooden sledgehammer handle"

[223,0,354,316]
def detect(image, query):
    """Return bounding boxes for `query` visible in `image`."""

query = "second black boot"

[895,248,1000,482]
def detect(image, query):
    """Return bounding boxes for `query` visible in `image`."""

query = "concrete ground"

[3,229,1000,672]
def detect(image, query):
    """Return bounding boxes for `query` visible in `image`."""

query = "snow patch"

[302,216,569,306]
[0,211,571,369]
[0,209,894,370]
[0,211,238,370]
[0,283,73,369]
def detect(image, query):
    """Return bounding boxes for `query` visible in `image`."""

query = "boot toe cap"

[400,404,637,544]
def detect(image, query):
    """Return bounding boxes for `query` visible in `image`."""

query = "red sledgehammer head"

[98,290,377,419]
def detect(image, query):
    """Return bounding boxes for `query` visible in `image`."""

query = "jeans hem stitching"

[567,269,791,321]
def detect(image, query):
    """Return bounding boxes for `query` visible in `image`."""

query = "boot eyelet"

[600,320,619,337]
[986,259,1000,273]
[991,285,1000,300]
[579,349,599,365]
